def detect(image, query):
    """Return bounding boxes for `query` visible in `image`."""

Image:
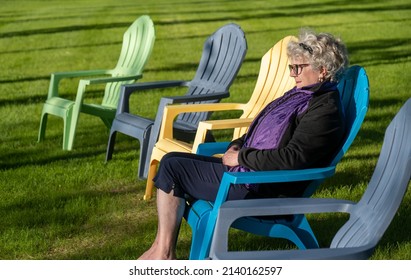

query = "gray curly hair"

[287,28,349,82]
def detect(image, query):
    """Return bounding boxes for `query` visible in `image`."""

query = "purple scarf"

[229,86,316,173]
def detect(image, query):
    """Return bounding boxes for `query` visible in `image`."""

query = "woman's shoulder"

[311,88,340,105]
[308,86,343,116]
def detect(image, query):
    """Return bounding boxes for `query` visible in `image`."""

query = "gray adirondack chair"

[105,23,247,179]
[208,98,411,260]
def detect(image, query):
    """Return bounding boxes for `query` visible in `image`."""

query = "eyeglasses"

[288,64,310,75]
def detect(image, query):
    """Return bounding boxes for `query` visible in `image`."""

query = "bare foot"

[138,243,176,260]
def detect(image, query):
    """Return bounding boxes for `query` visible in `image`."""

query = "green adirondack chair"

[38,15,155,150]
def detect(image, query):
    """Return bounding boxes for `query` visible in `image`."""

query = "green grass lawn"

[0,0,410,260]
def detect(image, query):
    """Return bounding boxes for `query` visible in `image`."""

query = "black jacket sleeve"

[228,133,246,149]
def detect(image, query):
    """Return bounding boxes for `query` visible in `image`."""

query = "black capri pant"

[153,151,309,202]
[153,152,257,202]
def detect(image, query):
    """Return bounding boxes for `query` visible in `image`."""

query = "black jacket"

[228,82,346,197]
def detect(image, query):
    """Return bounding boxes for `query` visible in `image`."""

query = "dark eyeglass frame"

[288,63,310,75]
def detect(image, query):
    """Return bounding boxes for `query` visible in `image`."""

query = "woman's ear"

[319,67,327,81]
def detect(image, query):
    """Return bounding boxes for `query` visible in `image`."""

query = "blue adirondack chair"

[209,98,411,260]
[186,65,370,260]
[105,23,247,179]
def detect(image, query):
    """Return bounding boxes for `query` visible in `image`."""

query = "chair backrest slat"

[102,16,155,108]
[233,36,296,138]
[175,24,247,127]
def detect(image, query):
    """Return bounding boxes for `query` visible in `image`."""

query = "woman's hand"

[222,145,240,167]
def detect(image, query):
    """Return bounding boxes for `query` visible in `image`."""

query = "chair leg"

[291,215,319,249]
[62,112,73,151]
[186,203,213,260]
[138,138,149,180]
[189,222,207,260]
[105,130,117,162]
[144,160,159,201]
[64,107,77,151]
[38,111,48,142]
[100,116,114,129]
[137,127,152,180]
[142,154,151,179]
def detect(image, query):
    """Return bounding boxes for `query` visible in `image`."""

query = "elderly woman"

[139,29,349,260]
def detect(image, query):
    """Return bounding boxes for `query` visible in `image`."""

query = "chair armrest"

[209,197,357,260]
[52,69,110,78]
[161,91,229,104]
[192,118,253,153]
[72,74,144,105]
[159,102,247,140]
[219,197,354,218]
[212,167,336,210]
[85,74,142,85]
[196,142,231,156]
[48,69,111,98]
[116,80,188,114]
[226,167,336,185]
[197,118,253,131]
[122,80,189,91]
[144,91,231,163]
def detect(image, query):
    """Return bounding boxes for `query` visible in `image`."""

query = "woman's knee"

[161,152,187,162]
[159,152,187,173]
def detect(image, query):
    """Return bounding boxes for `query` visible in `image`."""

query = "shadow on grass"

[0,122,112,170]
[3,1,410,39]
[0,186,157,259]
[0,40,123,56]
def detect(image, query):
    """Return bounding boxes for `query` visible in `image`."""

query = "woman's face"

[289,56,324,88]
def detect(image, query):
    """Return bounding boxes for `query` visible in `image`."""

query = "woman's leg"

[153,152,229,201]
[138,189,185,260]
[139,152,253,260]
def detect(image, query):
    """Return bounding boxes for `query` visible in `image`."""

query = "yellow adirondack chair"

[144,36,296,200]
[37,15,155,150]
